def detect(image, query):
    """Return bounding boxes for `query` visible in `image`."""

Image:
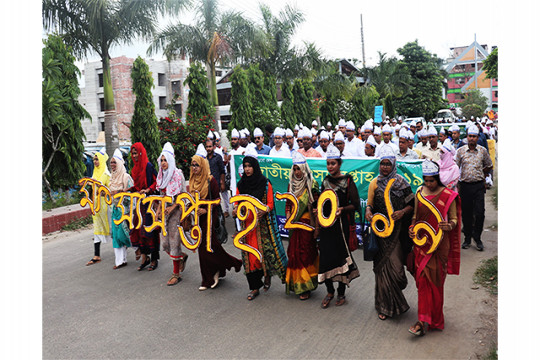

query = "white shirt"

[269,145,291,157]
[229,146,245,156]
[375,140,399,157]
[315,145,327,158]
[344,136,363,157]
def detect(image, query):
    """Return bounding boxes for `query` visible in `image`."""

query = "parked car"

[436,109,455,123]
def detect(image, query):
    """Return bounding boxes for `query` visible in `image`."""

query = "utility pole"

[360,14,366,73]
[474,33,478,89]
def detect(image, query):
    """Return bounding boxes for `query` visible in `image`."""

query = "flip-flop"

[113,262,127,270]
[408,321,425,336]
[321,294,334,309]
[335,295,347,306]
[247,290,259,300]
[86,258,101,266]
[378,313,387,320]
[299,291,311,300]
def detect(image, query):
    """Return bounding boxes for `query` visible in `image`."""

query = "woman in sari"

[155,142,188,286]
[86,148,111,266]
[438,139,460,190]
[189,148,242,291]
[365,144,414,320]
[129,142,160,271]
[284,152,320,300]
[109,149,133,269]
[317,145,360,308]
[407,160,461,336]
[233,150,288,300]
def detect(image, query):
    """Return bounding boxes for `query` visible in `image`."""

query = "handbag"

[363,225,379,261]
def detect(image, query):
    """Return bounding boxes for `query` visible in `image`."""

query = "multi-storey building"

[78,56,189,144]
[444,41,498,111]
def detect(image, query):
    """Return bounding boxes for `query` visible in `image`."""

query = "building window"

[456,77,465,85]
[171,80,181,95]
[216,70,222,77]
[159,96,167,110]
[158,73,166,86]
[100,121,105,131]
[99,97,105,112]
[98,73,103,88]
[174,103,182,117]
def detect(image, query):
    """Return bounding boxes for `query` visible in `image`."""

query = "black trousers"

[458,181,486,243]
[246,270,264,291]
[325,279,346,296]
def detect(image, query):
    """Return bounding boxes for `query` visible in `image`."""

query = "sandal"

[299,291,311,301]
[321,294,334,309]
[263,276,271,291]
[86,257,101,266]
[378,313,387,321]
[335,295,347,306]
[135,249,141,261]
[148,260,159,271]
[137,257,151,271]
[113,262,127,270]
[167,273,181,286]
[408,321,426,336]
[247,290,260,300]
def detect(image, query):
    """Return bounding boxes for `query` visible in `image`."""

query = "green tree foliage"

[229,65,253,130]
[319,95,338,125]
[349,85,380,125]
[394,40,445,119]
[130,56,161,168]
[247,64,266,113]
[184,62,215,121]
[42,34,89,197]
[462,89,489,112]
[483,47,498,80]
[461,104,484,120]
[292,79,313,126]
[247,64,280,130]
[280,80,297,129]
[367,52,411,99]
[384,93,395,118]
[43,0,189,160]
[263,74,279,113]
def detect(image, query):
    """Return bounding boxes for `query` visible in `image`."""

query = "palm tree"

[366,52,411,99]
[43,0,190,159]
[148,0,256,128]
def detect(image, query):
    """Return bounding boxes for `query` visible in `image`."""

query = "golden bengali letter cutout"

[142,195,172,236]
[112,192,146,230]
[371,178,395,238]
[275,192,314,232]
[78,177,112,215]
[229,194,269,262]
[412,190,443,254]
[317,189,338,228]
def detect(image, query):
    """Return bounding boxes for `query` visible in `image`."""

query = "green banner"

[232,155,424,239]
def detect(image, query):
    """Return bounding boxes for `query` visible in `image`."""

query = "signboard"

[374,105,384,123]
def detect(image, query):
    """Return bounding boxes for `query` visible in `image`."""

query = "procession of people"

[83,114,497,337]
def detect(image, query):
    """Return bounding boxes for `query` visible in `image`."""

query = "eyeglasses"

[274,136,282,140]
[191,163,200,167]
[255,136,263,140]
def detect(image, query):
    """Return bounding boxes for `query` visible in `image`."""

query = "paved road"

[43,188,498,359]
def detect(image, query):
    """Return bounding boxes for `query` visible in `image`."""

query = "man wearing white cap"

[373,126,382,146]
[414,129,429,153]
[374,124,398,157]
[396,128,419,160]
[334,131,353,158]
[338,118,347,134]
[213,131,225,157]
[364,135,377,157]
[344,121,364,157]
[455,125,493,251]
[449,124,464,150]
[414,120,424,143]
[315,130,331,158]
[326,121,332,132]
[407,130,422,158]
[422,126,441,161]
[297,128,322,158]
[253,127,271,155]
[311,119,318,130]
[311,127,319,148]
[229,129,245,156]
[269,127,291,157]
[285,128,298,151]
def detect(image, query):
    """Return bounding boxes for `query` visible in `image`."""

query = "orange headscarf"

[188,155,212,199]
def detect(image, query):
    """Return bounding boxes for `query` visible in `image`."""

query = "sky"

[92,0,501,68]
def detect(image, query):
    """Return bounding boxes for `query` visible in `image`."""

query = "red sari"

[412,187,461,330]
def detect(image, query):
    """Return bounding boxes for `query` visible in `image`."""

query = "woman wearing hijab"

[109,149,134,269]
[408,160,461,336]
[438,139,460,190]
[189,146,242,291]
[129,142,160,271]
[233,150,288,300]
[285,152,320,300]
[86,148,111,266]
[365,144,414,320]
[317,145,360,308]
[155,142,188,286]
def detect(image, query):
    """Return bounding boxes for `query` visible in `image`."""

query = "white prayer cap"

[442,138,454,153]
[364,121,373,130]
[321,130,331,140]
[327,121,332,126]
[470,116,475,120]
[346,121,355,130]
[401,122,409,129]
[326,144,341,159]
[360,124,366,132]
[334,131,345,142]
[214,131,221,140]
[311,128,317,135]
[382,124,392,134]
[163,142,175,156]
[112,148,124,163]
[422,160,439,176]
[294,124,300,131]
[312,119,318,126]
[285,128,293,137]
[379,144,396,159]
[366,135,377,147]
[207,130,214,139]
[240,129,247,139]
[244,143,258,158]
[476,117,480,121]
[449,124,460,132]
[338,118,346,127]
[399,128,409,139]
[407,130,414,140]
[373,126,381,135]
[99,147,106,155]
[467,124,479,135]
[195,143,207,158]
[439,127,446,134]
[487,119,493,125]
[419,129,428,138]
[231,129,240,138]
[386,116,390,119]
[335,125,339,130]
[398,116,402,121]
[292,151,307,165]
[274,127,285,137]
[427,126,438,136]
[253,127,264,137]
